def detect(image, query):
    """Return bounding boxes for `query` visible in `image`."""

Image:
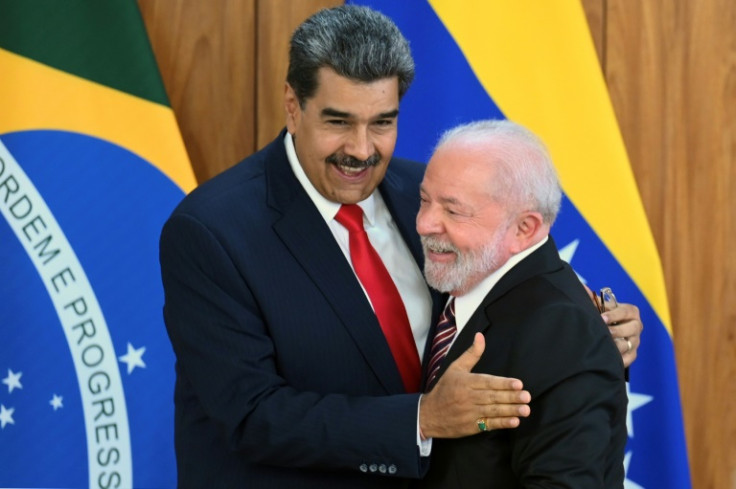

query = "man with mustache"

[159,5,641,488]
[415,119,627,488]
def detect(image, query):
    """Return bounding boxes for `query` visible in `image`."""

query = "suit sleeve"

[159,213,428,478]
[507,304,627,488]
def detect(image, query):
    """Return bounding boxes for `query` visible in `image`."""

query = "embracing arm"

[160,214,529,477]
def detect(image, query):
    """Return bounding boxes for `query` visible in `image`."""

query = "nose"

[345,126,374,161]
[416,202,442,237]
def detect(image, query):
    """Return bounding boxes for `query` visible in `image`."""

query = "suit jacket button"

[379,464,387,474]
[369,464,378,473]
[359,464,368,473]
[388,464,397,474]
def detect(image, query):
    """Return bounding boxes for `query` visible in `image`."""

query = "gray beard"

[421,229,506,295]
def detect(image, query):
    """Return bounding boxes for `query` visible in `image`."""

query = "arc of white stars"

[50,394,64,411]
[0,404,15,429]
[118,342,146,374]
[2,368,22,394]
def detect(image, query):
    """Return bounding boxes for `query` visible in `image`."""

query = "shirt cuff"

[417,394,433,457]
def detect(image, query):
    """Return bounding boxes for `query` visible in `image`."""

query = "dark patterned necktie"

[425,298,456,390]
[335,204,421,392]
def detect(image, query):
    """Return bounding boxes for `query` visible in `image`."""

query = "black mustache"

[326,153,381,169]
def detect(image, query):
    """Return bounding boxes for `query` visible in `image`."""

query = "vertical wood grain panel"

[598,1,736,487]
[581,0,605,67]
[255,0,343,149]
[139,0,257,183]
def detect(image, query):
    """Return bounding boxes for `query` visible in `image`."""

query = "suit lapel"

[265,133,406,394]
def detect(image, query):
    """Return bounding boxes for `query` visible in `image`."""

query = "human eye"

[445,204,471,218]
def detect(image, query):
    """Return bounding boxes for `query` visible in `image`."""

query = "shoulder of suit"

[384,157,426,185]
[171,136,283,220]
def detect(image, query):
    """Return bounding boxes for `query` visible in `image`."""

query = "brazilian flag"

[0,2,195,487]
[350,1,692,488]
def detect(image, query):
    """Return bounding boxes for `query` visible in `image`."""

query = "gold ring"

[476,418,488,432]
[625,339,632,353]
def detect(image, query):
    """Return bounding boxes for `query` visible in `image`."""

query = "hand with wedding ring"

[419,333,531,439]
[585,285,643,368]
[605,303,641,367]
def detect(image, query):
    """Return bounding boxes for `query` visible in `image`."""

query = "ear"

[284,83,301,134]
[508,212,545,254]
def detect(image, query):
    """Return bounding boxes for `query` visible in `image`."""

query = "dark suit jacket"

[159,130,441,488]
[417,238,628,489]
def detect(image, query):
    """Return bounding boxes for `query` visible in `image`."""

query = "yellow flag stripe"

[0,48,197,193]
[429,0,671,332]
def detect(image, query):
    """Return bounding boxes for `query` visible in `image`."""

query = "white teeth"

[338,164,366,175]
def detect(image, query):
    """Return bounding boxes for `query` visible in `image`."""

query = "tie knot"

[335,204,365,233]
[440,297,456,325]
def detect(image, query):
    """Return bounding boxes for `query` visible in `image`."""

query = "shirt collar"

[454,236,549,329]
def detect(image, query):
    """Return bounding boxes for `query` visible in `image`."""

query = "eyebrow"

[320,108,400,119]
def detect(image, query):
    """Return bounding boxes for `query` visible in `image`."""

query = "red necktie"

[335,204,421,392]
[425,298,456,391]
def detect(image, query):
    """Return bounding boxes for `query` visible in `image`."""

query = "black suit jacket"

[159,131,442,488]
[417,237,628,489]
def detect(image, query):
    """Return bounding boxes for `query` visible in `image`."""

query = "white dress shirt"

[284,132,433,357]
[451,236,549,339]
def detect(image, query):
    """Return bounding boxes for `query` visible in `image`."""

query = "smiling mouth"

[421,236,458,258]
[326,153,380,176]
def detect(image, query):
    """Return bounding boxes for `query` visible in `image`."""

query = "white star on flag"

[50,394,64,411]
[626,382,653,438]
[118,342,146,374]
[2,368,22,394]
[0,404,15,429]
[558,239,587,284]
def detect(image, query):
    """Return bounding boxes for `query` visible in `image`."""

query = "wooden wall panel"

[581,0,605,67]
[139,0,257,182]
[600,1,736,488]
[255,0,342,149]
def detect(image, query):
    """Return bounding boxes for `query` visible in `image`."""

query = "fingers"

[419,334,532,439]
[477,399,531,420]
[602,302,642,368]
[446,333,485,373]
[601,302,641,331]
[478,416,522,430]
[613,336,639,368]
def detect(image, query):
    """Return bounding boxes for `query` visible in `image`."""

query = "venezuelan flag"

[349,1,691,487]
[0,2,195,487]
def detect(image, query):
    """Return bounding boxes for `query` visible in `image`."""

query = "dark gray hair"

[287,5,415,106]
[436,119,563,225]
